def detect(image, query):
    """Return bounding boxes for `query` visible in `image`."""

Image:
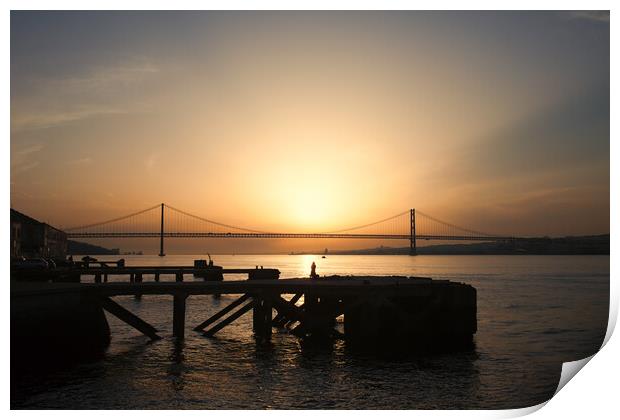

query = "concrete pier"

[343,280,476,350]
[11,271,478,361]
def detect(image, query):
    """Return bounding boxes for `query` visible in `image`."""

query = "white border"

[4,2,617,419]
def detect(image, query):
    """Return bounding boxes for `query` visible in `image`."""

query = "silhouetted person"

[310,261,318,279]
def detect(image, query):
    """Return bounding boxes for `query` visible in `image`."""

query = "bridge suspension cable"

[64,204,161,232]
[415,210,501,238]
[63,203,514,249]
[321,210,410,235]
[163,204,268,234]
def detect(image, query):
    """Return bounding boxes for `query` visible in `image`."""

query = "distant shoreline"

[295,235,610,256]
[69,234,609,256]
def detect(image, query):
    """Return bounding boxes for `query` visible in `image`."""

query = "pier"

[11,265,477,352]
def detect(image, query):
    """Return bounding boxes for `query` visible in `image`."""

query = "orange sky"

[10,11,609,253]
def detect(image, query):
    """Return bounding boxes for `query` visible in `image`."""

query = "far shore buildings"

[10,209,67,259]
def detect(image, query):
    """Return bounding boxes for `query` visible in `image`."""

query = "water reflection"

[11,255,609,409]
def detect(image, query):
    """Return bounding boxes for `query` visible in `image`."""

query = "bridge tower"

[159,203,165,257]
[410,208,417,256]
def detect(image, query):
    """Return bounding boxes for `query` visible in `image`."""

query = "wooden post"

[302,292,339,338]
[253,295,262,333]
[262,295,273,340]
[253,294,273,340]
[94,273,102,284]
[176,271,183,282]
[134,272,143,300]
[172,293,187,339]
[154,272,160,282]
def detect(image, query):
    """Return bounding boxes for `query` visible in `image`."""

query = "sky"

[10,11,610,253]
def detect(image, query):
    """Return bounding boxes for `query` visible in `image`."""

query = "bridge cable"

[64,204,161,231]
[163,204,269,234]
[320,210,410,234]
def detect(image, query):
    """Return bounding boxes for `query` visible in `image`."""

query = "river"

[11,254,609,409]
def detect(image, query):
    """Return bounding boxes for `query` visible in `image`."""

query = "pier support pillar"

[134,272,143,300]
[303,293,337,337]
[172,293,187,339]
[253,294,273,340]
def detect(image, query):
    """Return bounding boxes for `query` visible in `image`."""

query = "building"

[10,209,67,259]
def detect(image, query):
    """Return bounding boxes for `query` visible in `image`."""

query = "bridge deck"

[67,232,515,241]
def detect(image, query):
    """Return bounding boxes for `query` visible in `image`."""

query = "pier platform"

[12,271,477,357]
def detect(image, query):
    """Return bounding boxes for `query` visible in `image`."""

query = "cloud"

[12,105,127,131]
[11,58,159,131]
[11,161,40,175]
[52,62,160,93]
[425,82,609,188]
[11,143,44,175]
[145,154,158,171]
[567,11,610,23]
[68,157,93,166]
[14,143,44,156]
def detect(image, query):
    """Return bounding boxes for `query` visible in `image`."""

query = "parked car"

[11,257,49,270]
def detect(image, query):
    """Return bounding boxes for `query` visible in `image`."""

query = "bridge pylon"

[159,203,165,257]
[410,208,417,256]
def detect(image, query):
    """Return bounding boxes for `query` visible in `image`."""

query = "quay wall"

[11,282,111,373]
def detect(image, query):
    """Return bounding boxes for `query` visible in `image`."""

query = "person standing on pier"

[310,261,318,279]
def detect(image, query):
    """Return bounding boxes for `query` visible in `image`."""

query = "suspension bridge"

[63,203,517,256]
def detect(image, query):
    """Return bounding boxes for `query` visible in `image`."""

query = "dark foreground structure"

[12,268,477,370]
[10,209,67,259]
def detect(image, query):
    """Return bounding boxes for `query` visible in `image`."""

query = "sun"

[289,186,330,231]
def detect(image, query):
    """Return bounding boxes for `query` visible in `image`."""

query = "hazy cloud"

[12,105,128,131]
[50,62,160,94]
[567,11,610,23]
[145,154,158,171]
[14,143,44,156]
[11,161,40,175]
[12,143,44,175]
[11,58,159,131]
[68,157,93,166]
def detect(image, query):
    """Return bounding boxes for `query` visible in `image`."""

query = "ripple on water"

[11,255,609,409]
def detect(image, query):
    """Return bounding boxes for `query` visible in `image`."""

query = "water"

[11,255,609,409]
